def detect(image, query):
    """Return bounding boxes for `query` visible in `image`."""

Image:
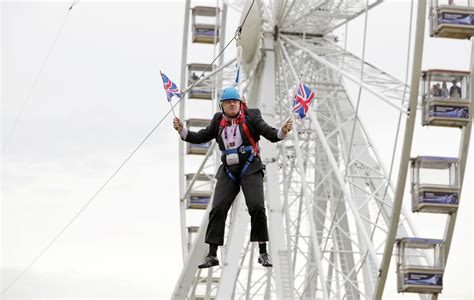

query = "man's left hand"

[281,118,293,134]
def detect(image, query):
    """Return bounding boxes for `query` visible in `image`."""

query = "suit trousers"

[205,169,269,245]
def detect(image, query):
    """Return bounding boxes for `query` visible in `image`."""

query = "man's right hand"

[173,117,183,132]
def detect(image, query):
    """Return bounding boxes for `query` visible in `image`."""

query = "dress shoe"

[258,253,273,267]
[198,255,219,269]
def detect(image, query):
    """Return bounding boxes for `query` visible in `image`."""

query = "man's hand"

[281,118,293,134]
[173,117,183,132]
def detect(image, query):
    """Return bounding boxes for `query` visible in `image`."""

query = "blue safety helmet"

[220,87,241,102]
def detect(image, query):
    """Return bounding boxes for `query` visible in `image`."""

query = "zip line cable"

[3,1,79,153]
[1,0,254,295]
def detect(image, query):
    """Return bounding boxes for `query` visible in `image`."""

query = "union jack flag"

[292,83,315,119]
[160,71,181,101]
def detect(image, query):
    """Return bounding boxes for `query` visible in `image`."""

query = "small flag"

[160,71,181,101]
[292,83,315,119]
[232,66,241,87]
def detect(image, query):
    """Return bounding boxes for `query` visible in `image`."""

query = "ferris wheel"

[172,0,474,299]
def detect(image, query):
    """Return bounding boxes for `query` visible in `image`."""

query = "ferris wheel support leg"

[309,113,380,270]
[281,35,407,114]
[216,194,249,299]
[340,81,421,240]
[291,119,331,299]
[373,0,427,298]
[172,203,212,299]
[245,243,256,300]
[178,0,191,264]
[279,43,377,293]
[257,35,294,299]
[278,37,380,277]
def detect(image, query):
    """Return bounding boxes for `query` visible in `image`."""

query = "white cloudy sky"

[1,0,473,299]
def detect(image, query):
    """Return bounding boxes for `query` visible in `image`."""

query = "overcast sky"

[1,0,473,299]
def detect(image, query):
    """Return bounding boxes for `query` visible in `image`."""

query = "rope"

[3,1,78,153]
[1,1,256,295]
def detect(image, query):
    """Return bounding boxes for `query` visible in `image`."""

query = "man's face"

[222,100,241,117]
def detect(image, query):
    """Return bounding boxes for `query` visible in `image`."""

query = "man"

[449,79,462,98]
[432,83,442,97]
[173,87,293,269]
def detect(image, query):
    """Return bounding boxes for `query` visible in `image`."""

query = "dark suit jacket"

[184,109,282,179]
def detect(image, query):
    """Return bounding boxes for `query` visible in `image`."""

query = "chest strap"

[219,109,260,183]
[219,113,259,156]
[221,145,254,155]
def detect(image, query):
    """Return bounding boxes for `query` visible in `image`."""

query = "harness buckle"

[239,146,246,154]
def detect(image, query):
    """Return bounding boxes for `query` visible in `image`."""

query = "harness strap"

[241,121,259,156]
[219,114,259,154]
[239,153,255,178]
[225,154,256,183]
[221,145,254,155]
[220,106,260,183]
[225,167,239,182]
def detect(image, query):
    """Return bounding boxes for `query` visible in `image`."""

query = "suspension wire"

[1,1,256,295]
[3,1,78,153]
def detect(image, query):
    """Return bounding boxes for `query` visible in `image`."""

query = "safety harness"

[219,106,259,183]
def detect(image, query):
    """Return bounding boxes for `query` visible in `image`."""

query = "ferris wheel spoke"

[278,30,417,281]
[282,35,409,113]
[280,0,382,34]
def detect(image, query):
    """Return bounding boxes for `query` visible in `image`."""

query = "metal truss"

[174,1,436,299]
[281,35,411,113]
[278,0,383,35]
[272,37,419,299]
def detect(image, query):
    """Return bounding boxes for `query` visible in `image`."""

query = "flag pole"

[169,100,177,118]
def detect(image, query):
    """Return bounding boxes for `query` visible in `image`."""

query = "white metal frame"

[174,0,472,299]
